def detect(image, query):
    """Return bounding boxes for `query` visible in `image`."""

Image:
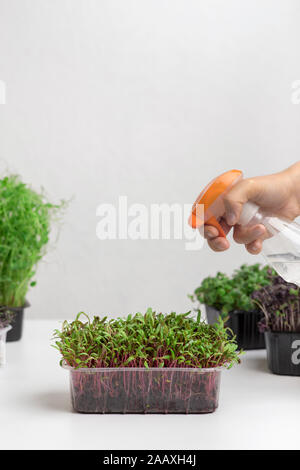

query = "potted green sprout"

[53,309,240,414]
[0,175,63,341]
[190,264,275,350]
[252,276,300,376]
[0,309,14,365]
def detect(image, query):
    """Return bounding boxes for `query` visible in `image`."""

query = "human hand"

[204,163,300,254]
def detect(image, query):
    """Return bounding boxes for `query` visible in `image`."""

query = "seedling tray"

[265,331,300,376]
[6,300,30,342]
[63,364,221,414]
[205,305,265,350]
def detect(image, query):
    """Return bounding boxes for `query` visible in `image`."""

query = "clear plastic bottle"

[239,202,300,285]
[0,325,11,366]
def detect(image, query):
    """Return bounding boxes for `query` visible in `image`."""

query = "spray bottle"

[189,169,300,285]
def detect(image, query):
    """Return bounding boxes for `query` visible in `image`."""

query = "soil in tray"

[70,369,220,414]
[188,370,220,413]
[123,370,148,413]
[71,373,106,413]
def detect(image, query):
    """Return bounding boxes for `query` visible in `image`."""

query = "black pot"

[205,305,265,350]
[265,331,300,376]
[5,301,30,342]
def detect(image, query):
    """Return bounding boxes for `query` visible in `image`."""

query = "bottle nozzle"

[239,202,259,226]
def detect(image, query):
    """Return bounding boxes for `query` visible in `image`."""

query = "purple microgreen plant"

[252,275,300,333]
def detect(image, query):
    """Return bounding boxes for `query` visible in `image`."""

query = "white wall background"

[0,0,299,319]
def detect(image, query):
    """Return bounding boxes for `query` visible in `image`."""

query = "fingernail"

[215,239,226,250]
[253,227,264,237]
[206,231,215,239]
[252,244,260,253]
[226,213,236,226]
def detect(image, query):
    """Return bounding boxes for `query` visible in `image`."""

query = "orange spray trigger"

[189,169,243,239]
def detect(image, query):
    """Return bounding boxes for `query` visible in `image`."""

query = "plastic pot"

[205,305,265,350]
[63,364,222,414]
[0,326,12,365]
[5,301,30,342]
[265,331,300,376]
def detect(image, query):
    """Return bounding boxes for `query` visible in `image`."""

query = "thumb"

[223,179,261,226]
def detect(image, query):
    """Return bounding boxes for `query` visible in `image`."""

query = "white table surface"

[1,319,300,450]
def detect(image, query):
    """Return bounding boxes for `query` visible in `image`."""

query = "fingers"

[204,225,219,240]
[233,224,266,254]
[203,222,266,253]
[208,237,230,252]
[232,224,267,245]
[246,239,263,254]
[223,178,264,226]
[203,221,231,252]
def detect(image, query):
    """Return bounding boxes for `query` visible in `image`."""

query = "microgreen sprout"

[252,275,300,332]
[53,309,240,370]
[0,175,64,307]
[190,264,275,315]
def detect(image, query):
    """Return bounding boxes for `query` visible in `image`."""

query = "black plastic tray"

[265,331,300,376]
[205,305,265,350]
[5,300,30,342]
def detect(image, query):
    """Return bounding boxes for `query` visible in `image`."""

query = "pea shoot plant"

[252,275,300,333]
[0,175,64,307]
[54,309,240,413]
[53,309,240,369]
[190,264,275,316]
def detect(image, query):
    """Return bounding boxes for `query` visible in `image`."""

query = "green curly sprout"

[190,264,275,315]
[0,175,64,306]
[53,309,241,370]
